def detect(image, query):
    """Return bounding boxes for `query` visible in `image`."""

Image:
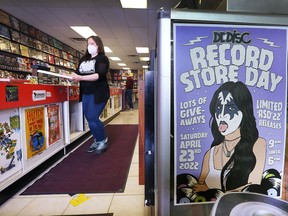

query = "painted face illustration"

[215,90,243,136]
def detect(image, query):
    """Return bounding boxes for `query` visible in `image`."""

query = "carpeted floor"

[21,124,138,195]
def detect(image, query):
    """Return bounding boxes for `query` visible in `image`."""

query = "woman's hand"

[70,72,81,82]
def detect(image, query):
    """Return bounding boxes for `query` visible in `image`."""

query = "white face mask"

[87,44,97,56]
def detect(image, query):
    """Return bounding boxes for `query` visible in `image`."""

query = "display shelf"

[100,87,122,122]
[63,86,85,145]
[110,69,138,89]
[0,83,68,191]
[0,82,67,110]
[70,131,85,143]
[0,9,80,83]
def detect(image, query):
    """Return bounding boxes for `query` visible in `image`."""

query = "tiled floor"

[0,108,152,216]
[1,106,288,216]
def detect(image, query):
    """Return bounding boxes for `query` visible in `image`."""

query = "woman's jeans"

[82,94,106,142]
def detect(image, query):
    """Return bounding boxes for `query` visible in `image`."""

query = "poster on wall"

[174,23,287,205]
[25,106,46,159]
[47,104,61,146]
[0,109,22,182]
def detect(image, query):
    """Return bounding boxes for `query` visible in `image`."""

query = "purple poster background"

[174,23,287,205]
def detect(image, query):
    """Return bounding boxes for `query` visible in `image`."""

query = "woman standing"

[71,35,110,154]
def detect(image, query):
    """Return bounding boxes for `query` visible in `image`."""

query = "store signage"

[32,90,46,101]
[173,23,287,205]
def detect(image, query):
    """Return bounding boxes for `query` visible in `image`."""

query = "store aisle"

[0,108,152,216]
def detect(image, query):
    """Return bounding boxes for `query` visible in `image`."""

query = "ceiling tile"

[124,9,148,28]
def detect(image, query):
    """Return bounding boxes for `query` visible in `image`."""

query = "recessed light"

[109,57,121,61]
[120,0,147,8]
[136,47,149,53]
[104,46,113,53]
[70,26,97,38]
[118,63,127,66]
[140,57,150,61]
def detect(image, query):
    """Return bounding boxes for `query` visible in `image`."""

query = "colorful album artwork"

[0,109,22,183]
[25,107,46,159]
[10,42,20,55]
[19,45,29,57]
[6,85,18,102]
[174,23,287,205]
[47,105,61,146]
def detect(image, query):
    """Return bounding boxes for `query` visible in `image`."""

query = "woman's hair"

[81,35,105,61]
[209,81,258,191]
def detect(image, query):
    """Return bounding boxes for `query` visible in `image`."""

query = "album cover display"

[0,23,11,39]
[19,45,29,57]
[28,25,36,38]
[0,37,11,52]
[10,16,19,30]
[11,29,20,43]
[10,42,20,55]
[0,10,10,26]
[19,33,28,46]
[18,21,28,34]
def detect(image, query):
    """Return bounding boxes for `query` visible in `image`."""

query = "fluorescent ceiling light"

[123,67,130,70]
[105,46,113,53]
[120,0,147,8]
[118,63,127,66]
[139,57,150,61]
[109,57,121,61]
[136,47,149,53]
[70,26,97,38]
[142,65,148,69]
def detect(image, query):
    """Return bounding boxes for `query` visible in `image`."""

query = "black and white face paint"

[215,90,243,136]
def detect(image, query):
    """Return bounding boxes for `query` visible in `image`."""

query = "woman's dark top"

[76,54,110,104]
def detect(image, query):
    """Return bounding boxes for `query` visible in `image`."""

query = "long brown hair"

[81,35,105,61]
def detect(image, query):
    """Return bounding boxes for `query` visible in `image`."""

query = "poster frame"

[156,8,288,216]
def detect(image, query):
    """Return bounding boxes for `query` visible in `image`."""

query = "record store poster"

[173,23,287,205]
[0,109,22,183]
[47,104,61,146]
[25,106,46,159]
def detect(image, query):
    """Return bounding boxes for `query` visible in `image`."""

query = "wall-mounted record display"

[27,25,36,38]
[19,33,28,46]
[0,37,11,52]
[18,21,28,35]
[10,29,20,43]
[0,9,81,83]
[0,10,10,26]
[10,41,20,55]
[19,44,29,57]
[10,16,19,31]
[0,23,10,39]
